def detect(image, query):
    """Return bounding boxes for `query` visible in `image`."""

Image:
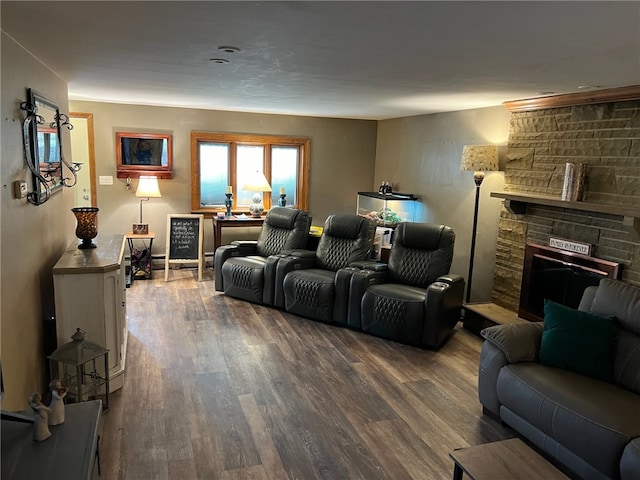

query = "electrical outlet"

[99,175,114,185]
[13,181,27,199]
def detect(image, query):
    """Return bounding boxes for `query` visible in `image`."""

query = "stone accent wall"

[492,99,640,311]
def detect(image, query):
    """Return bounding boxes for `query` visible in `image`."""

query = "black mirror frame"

[20,88,77,205]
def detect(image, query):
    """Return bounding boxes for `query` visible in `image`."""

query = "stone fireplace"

[491,90,640,312]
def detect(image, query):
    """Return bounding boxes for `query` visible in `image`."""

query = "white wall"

[375,106,510,302]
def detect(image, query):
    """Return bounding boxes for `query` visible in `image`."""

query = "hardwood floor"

[100,268,514,479]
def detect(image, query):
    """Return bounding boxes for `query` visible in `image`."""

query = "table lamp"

[134,175,161,234]
[243,171,272,217]
[460,144,498,303]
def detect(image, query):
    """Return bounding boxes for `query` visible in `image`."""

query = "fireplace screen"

[518,243,621,322]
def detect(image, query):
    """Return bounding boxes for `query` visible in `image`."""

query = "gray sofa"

[478,279,640,480]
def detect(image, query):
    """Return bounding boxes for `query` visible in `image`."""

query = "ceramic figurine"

[28,392,51,441]
[48,379,68,425]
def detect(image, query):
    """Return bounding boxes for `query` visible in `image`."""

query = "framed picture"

[116,132,173,179]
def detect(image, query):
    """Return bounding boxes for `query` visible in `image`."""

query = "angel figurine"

[48,379,68,425]
[28,392,51,441]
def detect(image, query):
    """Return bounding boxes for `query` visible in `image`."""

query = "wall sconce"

[460,144,499,303]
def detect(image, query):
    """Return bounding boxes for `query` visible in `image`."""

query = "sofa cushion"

[497,362,640,479]
[590,278,640,335]
[540,299,615,382]
[614,328,640,395]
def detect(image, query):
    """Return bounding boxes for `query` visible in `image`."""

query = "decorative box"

[356,192,417,227]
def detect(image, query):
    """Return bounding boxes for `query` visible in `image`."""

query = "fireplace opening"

[518,243,621,322]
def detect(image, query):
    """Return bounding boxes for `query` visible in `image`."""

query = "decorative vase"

[71,207,99,249]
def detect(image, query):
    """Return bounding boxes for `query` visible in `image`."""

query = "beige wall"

[1,32,75,409]
[69,100,378,255]
[375,107,511,301]
[2,29,510,411]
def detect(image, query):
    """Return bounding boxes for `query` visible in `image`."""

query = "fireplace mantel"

[491,191,640,235]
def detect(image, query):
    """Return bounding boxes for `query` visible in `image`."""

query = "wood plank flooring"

[100,268,514,479]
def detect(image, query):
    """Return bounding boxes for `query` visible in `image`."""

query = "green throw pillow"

[539,299,615,382]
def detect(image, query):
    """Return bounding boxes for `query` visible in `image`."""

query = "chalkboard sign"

[165,214,204,281]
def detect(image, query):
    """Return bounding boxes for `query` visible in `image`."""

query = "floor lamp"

[134,175,161,234]
[460,145,498,304]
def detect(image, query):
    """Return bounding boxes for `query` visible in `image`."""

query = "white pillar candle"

[226,185,233,194]
[279,187,286,195]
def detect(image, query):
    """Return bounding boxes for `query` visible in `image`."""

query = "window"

[191,132,310,214]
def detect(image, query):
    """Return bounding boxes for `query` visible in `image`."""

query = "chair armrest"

[214,244,239,292]
[231,240,259,256]
[263,254,290,306]
[280,248,316,258]
[272,254,317,308]
[346,268,388,328]
[480,322,543,363]
[349,260,388,272]
[422,274,465,348]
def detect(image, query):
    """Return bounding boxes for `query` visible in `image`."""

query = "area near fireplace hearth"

[492,90,640,314]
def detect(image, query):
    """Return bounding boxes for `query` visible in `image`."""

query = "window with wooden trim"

[190,132,310,214]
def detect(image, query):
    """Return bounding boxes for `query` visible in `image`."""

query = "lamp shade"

[242,171,272,192]
[460,145,499,172]
[135,176,162,198]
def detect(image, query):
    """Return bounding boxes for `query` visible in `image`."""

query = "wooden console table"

[212,215,265,252]
[1,400,102,480]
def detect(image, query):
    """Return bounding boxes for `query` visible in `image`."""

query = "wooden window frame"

[190,132,310,215]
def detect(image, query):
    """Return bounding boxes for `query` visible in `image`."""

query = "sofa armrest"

[214,244,239,292]
[422,274,465,348]
[480,322,544,363]
[272,254,317,308]
[478,322,543,417]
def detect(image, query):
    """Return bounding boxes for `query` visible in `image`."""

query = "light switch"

[99,176,114,185]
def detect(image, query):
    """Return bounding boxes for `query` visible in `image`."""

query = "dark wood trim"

[504,85,640,112]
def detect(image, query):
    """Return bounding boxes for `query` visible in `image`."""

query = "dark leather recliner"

[352,223,464,348]
[279,214,376,323]
[214,207,311,305]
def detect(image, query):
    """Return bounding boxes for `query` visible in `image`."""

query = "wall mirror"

[21,88,77,205]
[116,132,173,179]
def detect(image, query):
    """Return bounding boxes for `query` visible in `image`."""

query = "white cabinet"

[53,234,128,391]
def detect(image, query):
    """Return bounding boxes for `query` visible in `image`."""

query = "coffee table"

[449,438,569,480]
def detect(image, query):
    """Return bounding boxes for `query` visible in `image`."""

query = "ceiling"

[2,1,639,120]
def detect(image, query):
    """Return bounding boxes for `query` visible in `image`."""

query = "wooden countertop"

[53,234,125,274]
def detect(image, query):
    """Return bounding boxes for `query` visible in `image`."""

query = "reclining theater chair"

[355,223,464,348]
[280,214,375,323]
[214,207,311,305]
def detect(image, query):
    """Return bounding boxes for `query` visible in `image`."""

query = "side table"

[212,216,265,252]
[126,231,155,286]
[462,302,529,336]
[1,400,103,480]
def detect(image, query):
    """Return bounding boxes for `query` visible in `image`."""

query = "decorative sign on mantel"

[549,237,592,256]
